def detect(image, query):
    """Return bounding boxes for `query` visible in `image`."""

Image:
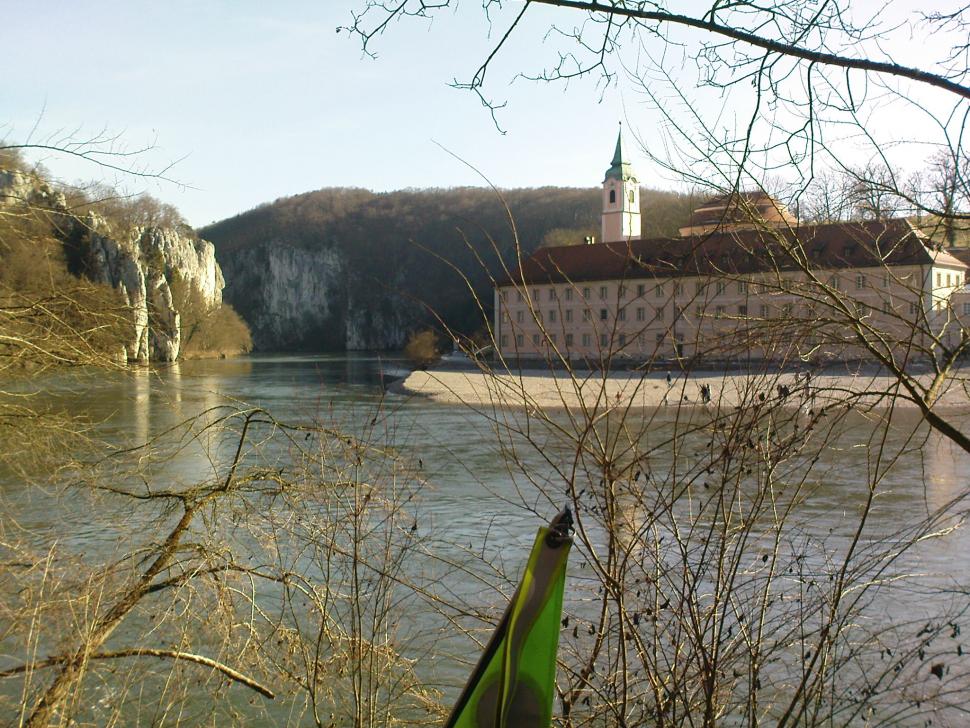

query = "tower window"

[609,189,616,204]
[629,190,634,204]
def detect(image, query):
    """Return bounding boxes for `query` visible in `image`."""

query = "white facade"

[600,127,641,243]
[601,175,640,243]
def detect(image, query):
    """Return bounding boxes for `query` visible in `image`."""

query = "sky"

[3,1,960,227]
[3,2,646,226]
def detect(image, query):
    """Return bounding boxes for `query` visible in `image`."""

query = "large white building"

[493,129,969,364]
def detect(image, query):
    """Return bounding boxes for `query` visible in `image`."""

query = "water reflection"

[4,355,970,723]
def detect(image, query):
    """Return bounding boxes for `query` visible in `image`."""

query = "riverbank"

[398,366,970,411]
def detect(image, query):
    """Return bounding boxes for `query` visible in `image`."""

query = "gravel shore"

[397,366,970,411]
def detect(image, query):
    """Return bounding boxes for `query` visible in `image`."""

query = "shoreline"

[397,366,970,412]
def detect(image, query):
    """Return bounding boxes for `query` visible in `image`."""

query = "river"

[2,353,969,725]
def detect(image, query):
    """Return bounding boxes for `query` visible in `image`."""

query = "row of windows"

[513,306,679,324]
[504,273,919,304]
[500,332,680,349]
[936,271,967,288]
[504,298,933,331]
[607,188,637,204]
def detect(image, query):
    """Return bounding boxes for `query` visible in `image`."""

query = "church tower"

[601,125,641,243]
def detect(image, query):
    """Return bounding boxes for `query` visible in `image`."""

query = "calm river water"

[4,353,970,724]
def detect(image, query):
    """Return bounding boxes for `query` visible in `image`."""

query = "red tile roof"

[684,191,795,230]
[498,219,966,286]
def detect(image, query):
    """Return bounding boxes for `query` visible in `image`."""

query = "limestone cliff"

[0,167,227,362]
[217,240,411,351]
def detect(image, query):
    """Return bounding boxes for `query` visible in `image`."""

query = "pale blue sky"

[3,1,647,226]
[2,1,954,226]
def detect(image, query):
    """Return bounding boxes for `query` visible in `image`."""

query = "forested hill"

[201,186,695,351]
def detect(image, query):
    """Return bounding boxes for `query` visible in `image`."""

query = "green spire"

[604,123,636,182]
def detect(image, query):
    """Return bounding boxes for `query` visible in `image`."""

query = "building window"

[636,307,645,321]
[564,288,573,301]
[657,306,665,321]
[549,288,557,301]
[583,287,591,300]
[619,334,627,346]
[532,334,540,345]
[674,306,683,320]
[583,309,592,322]
[675,282,684,295]
[599,286,608,300]
[532,289,540,300]
[628,189,634,204]
[565,333,574,346]
[738,281,747,294]
[882,274,889,288]
[609,189,616,204]
[516,311,524,323]
[600,334,608,347]
[550,334,557,344]
[618,308,626,322]
[828,275,840,291]
[516,334,524,347]
[910,302,919,315]
[716,281,726,295]
[656,333,664,344]
[855,274,865,290]
[883,301,891,314]
[655,284,664,298]
[637,334,644,347]
[548,310,557,323]
[963,302,970,316]
[600,308,608,321]
[937,272,942,287]
[783,303,793,316]
[619,285,627,299]
[760,304,769,318]
[696,282,705,294]
[565,309,573,323]
[738,305,748,316]
[715,305,726,318]
[582,333,591,347]
[516,290,523,302]
[501,335,508,347]
[946,273,952,287]
[637,283,646,297]
[501,290,508,302]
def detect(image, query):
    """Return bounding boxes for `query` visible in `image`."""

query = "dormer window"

[609,189,616,204]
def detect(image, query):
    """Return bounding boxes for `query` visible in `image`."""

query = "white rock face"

[85,221,151,361]
[218,240,411,351]
[220,241,341,350]
[0,169,225,362]
[0,168,67,209]
[138,226,224,309]
[146,269,181,361]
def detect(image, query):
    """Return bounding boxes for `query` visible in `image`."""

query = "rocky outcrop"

[84,219,152,361]
[139,226,223,309]
[0,168,225,362]
[0,168,67,210]
[217,240,411,351]
[81,218,223,362]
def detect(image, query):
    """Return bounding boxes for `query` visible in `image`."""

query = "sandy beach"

[397,365,970,412]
